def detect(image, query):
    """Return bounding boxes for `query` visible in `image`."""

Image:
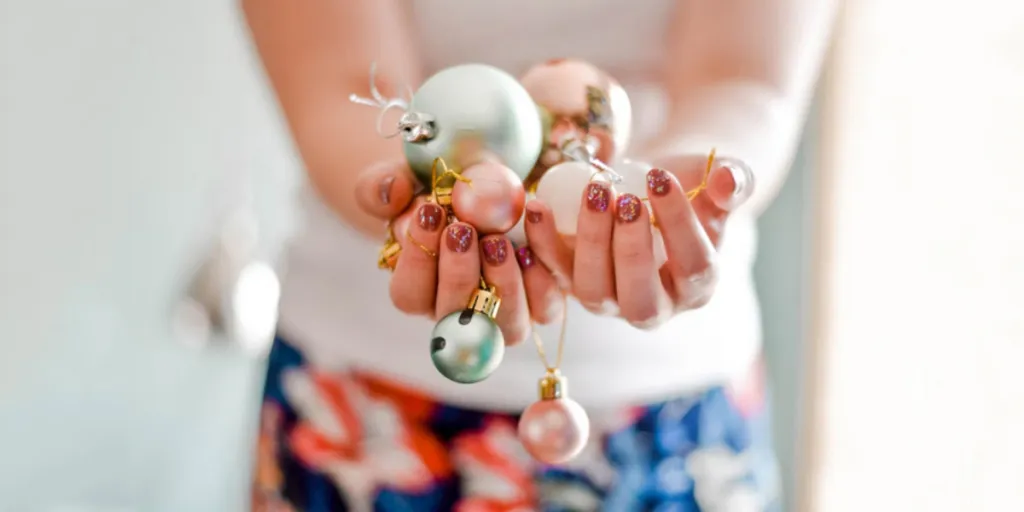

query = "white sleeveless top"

[276,0,763,411]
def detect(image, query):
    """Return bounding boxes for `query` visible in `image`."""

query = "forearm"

[640,0,839,216]
[637,81,808,216]
[242,0,420,238]
[288,89,409,237]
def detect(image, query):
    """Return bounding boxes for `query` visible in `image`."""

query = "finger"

[646,168,718,310]
[573,181,617,314]
[515,245,565,325]
[355,159,423,220]
[390,201,446,315]
[703,158,755,212]
[523,200,574,290]
[612,193,669,327]
[480,236,529,345]
[435,223,481,319]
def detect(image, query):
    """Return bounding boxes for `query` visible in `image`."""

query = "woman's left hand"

[523,155,754,329]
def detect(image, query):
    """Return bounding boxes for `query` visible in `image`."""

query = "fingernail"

[446,224,474,253]
[647,168,673,197]
[719,160,755,209]
[585,182,611,212]
[526,208,543,224]
[417,204,443,232]
[515,246,535,268]
[616,194,643,223]
[481,238,508,266]
[379,176,395,205]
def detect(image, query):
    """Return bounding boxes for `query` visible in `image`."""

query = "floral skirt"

[251,336,781,512]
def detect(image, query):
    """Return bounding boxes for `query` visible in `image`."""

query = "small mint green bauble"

[430,308,505,384]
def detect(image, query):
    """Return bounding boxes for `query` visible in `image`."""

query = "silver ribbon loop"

[349,62,436,143]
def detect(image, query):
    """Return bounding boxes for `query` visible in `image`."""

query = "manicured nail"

[526,207,543,224]
[515,246,535,268]
[417,204,443,232]
[647,168,673,197]
[446,224,474,253]
[585,182,611,212]
[379,175,395,205]
[616,194,643,223]
[718,160,755,209]
[481,238,508,266]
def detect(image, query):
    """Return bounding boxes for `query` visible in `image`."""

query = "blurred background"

[2,1,1023,511]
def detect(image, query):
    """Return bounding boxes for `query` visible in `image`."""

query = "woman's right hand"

[355,159,563,345]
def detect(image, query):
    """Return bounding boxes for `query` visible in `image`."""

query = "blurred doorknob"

[172,208,280,357]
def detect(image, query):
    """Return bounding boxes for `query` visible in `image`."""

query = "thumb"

[703,157,755,213]
[354,159,423,220]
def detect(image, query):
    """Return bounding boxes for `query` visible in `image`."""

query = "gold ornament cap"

[538,372,568,401]
[467,283,501,319]
[377,239,401,270]
[433,186,454,206]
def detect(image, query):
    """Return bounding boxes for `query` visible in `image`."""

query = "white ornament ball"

[613,159,653,199]
[534,161,602,236]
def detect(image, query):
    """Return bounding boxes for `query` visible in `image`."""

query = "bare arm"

[242,0,422,236]
[640,0,839,215]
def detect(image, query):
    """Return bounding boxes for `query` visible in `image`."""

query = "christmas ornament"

[533,160,603,237]
[350,63,543,186]
[431,279,505,384]
[520,58,633,188]
[451,160,526,235]
[517,294,590,465]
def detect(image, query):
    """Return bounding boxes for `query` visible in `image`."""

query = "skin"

[242,0,838,338]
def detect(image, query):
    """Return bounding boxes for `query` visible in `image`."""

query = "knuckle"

[577,226,609,248]
[438,272,478,299]
[615,243,651,268]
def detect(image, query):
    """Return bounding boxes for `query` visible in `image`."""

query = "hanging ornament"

[451,160,526,235]
[520,58,633,189]
[350,63,543,186]
[517,294,590,465]
[518,371,591,465]
[431,279,506,384]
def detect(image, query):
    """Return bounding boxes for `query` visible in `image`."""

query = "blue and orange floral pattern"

[253,337,780,511]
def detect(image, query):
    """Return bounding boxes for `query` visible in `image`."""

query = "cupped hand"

[523,154,754,329]
[354,159,564,345]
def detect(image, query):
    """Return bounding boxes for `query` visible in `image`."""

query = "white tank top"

[276,0,763,411]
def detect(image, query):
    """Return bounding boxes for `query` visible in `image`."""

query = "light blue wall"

[753,116,817,511]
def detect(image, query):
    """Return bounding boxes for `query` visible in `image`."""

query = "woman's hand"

[523,155,754,329]
[355,159,564,345]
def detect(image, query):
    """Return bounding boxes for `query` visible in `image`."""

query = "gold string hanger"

[429,157,472,206]
[639,147,717,205]
[685,148,717,201]
[532,292,570,375]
